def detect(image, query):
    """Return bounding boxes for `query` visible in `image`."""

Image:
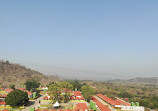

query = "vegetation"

[0,60,59,87]
[83,81,158,109]
[48,81,73,103]
[25,80,40,91]
[81,85,94,102]
[69,80,86,91]
[9,84,15,89]
[5,89,29,106]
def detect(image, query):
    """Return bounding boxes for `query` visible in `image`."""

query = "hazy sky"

[0,1,158,80]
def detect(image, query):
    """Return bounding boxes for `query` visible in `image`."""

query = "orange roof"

[74,91,82,96]
[72,109,78,111]
[4,88,13,93]
[0,101,6,105]
[92,96,111,111]
[43,96,48,100]
[70,96,84,100]
[57,109,63,111]
[50,109,56,111]
[115,98,131,106]
[35,109,41,111]
[18,87,26,90]
[43,109,49,111]
[0,94,7,98]
[76,103,88,110]
[64,109,71,111]
[96,94,121,106]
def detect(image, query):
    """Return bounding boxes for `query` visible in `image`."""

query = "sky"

[0,0,158,80]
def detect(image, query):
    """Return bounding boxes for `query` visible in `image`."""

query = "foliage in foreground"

[25,80,40,91]
[48,81,73,103]
[5,89,29,106]
[81,85,94,102]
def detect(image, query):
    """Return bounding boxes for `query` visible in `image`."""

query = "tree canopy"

[5,89,29,106]
[48,81,73,103]
[81,85,94,102]
[25,80,40,91]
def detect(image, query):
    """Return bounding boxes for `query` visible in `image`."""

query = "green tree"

[5,89,29,106]
[6,60,9,64]
[60,81,73,103]
[81,85,94,102]
[25,80,40,91]
[48,81,73,103]
[9,84,15,89]
[69,80,86,91]
[48,82,62,102]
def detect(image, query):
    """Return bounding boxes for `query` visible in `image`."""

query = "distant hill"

[0,60,59,87]
[128,77,158,84]
[107,77,158,85]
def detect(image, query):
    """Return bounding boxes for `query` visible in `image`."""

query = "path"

[22,94,45,111]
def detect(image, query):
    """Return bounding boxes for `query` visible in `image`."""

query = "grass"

[70,100,86,102]
[40,104,53,107]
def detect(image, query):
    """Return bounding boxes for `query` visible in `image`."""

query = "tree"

[9,84,15,89]
[60,81,73,103]
[48,82,62,102]
[69,80,86,91]
[25,80,40,91]
[6,60,9,64]
[48,81,73,103]
[5,89,29,106]
[81,85,94,102]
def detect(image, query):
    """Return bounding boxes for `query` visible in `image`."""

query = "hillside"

[107,77,158,85]
[0,60,59,87]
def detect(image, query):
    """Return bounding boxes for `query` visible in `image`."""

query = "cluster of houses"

[35,103,88,111]
[95,94,144,111]
[0,86,145,111]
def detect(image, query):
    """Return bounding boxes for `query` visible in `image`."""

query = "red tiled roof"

[74,91,82,96]
[0,101,6,105]
[115,98,131,106]
[50,109,56,111]
[18,87,26,90]
[70,96,84,100]
[57,109,63,111]
[43,109,49,111]
[4,88,13,93]
[92,96,111,111]
[43,96,48,100]
[96,94,121,106]
[72,109,78,111]
[0,94,7,98]
[76,103,88,110]
[35,109,41,111]
[64,109,71,111]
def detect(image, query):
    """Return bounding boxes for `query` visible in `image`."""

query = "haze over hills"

[0,60,157,87]
[107,77,158,85]
[0,60,59,87]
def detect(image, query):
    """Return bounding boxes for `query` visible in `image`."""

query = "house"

[42,87,48,90]
[0,101,6,106]
[4,88,13,93]
[43,96,49,100]
[18,88,33,98]
[0,94,7,98]
[76,103,88,111]
[70,91,84,100]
